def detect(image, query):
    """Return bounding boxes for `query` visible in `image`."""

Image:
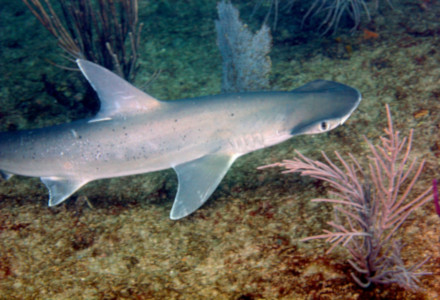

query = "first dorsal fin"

[77,59,161,122]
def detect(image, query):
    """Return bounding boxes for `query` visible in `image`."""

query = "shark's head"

[285,80,362,137]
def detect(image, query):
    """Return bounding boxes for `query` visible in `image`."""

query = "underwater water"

[0,0,439,298]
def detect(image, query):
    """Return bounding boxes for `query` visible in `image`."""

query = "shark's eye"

[320,121,329,131]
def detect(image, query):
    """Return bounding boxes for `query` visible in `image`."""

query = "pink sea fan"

[260,105,432,289]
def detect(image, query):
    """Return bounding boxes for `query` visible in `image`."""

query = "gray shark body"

[0,60,361,219]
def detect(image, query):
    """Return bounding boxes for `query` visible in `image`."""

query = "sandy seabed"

[0,0,439,299]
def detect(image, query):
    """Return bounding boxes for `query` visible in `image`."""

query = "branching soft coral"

[260,105,432,289]
[259,0,393,34]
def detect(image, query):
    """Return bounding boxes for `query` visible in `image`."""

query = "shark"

[0,59,361,219]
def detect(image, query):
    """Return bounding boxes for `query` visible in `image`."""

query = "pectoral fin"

[41,177,89,206]
[170,153,239,220]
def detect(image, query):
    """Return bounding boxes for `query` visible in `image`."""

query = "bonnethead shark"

[0,59,361,219]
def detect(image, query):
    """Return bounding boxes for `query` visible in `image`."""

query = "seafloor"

[0,0,439,299]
